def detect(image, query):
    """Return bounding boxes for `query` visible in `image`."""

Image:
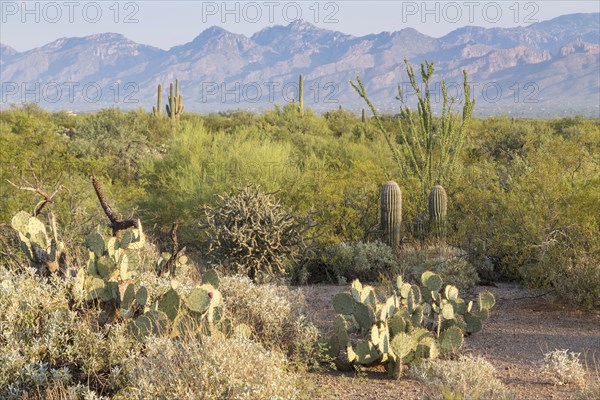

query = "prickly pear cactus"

[122,269,223,341]
[10,211,64,273]
[330,270,495,378]
[78,221,146,303]
[428,185,447,238]
[156,252,190,277]
[380,181,402,248]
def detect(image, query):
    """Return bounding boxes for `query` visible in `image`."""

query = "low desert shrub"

[537,234,600,310]
[540,349,587,387]
[123,335,305,400]
[219,275,320,367]
[411,355,512,400]
[399,244,480,290]
[294,241,404,284]
[0,267,138,399]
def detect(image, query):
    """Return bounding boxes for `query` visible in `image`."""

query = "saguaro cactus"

[362,108,366,123]
[298,74,304,117]
[166,79,184,123]
[152,84,162,116]
[428,185,447,238]
[380,181,402,248]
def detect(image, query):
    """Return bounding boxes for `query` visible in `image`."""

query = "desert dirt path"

[297,283,600,399]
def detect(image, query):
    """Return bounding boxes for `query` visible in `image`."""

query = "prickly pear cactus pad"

[10,210,64,271]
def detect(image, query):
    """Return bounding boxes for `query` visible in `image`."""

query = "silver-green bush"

[124,335,305,400]
[410,355,512,400]
[219,275,320,367]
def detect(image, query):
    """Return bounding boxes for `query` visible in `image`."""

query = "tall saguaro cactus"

[428,185,447,239]
[298,74,304,117]
[166,79,184,123]
[361,108,366,123]
[152,84,162,116]
[380,181,402,248]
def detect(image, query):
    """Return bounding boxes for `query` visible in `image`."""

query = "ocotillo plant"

[380,181,402,248]
[428,185,447,239]
[350,60,474,208]
[298,74,304,117]
[152,84,163,116]
[166,79,184,123]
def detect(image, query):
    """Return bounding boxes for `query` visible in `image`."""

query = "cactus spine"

[428,185,447,238]
[298,74,304,117]
[152,84,162,116]
[166,79,184,123]
[380,181,402,248]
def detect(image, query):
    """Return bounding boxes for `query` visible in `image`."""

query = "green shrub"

[398,244,480,290]
[203,185,310,281]
[410,355,512,400]
[295,241,404,284]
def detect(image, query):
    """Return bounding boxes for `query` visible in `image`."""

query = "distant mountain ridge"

[1,13,598,117]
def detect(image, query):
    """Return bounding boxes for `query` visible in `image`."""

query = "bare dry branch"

[91,176,137,237]
[160,222,186,277]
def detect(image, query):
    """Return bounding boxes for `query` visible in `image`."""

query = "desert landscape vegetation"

[0,4,599,400]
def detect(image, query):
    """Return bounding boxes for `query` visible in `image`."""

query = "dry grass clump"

[410,354,512,400]
[539,349,587,387]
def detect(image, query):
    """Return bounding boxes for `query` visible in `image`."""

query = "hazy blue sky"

[1,1,599,51]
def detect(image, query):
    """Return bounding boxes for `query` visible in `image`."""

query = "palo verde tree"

[350,60,475,206]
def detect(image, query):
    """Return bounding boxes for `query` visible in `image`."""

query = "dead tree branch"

[6,166,62,216]
[91,176,137,238]
[159,222,186,277]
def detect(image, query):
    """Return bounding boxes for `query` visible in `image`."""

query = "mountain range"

[1,13,599,117]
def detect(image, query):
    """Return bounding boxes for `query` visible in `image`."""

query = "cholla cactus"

[203,185,310,282]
